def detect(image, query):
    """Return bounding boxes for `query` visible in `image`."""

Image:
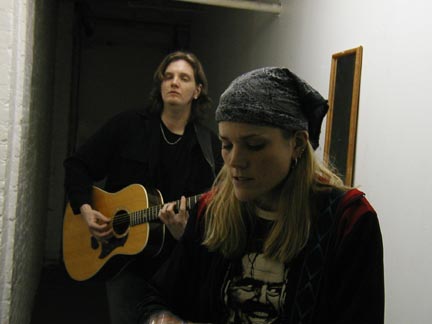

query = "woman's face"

[219,121,296,210]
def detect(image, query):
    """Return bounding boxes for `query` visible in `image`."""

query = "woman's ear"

[293,131,308,158]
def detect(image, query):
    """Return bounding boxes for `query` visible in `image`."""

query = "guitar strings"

[111,206,163,224]
[109,195,202,226]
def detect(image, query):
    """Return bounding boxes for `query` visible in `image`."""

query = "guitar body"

[63,184,165,281]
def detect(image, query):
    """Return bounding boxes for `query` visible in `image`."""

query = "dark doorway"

[34,1,204,322]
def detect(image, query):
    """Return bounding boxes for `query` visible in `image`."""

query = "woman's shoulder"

[316,187,378,236]
[182,191,215,241]
[197,191,214,218]
[335,188,378,237]
[318,187,375,214]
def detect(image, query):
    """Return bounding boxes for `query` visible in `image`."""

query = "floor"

[30,263,110,324]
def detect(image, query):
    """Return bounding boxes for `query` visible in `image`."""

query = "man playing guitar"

[63,51,222,324]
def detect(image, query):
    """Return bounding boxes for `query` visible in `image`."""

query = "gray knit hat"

[215,67,328,150]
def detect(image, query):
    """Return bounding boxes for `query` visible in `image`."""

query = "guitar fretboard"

[128,194,202,226]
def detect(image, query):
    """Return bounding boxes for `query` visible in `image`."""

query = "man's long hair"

[146,51,211,122]
[203,132,348,263]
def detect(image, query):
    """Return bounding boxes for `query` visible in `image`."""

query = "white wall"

[0,1,33,321]
[192,0,432,323]
[0,0,15,320]
[0,0,57,323]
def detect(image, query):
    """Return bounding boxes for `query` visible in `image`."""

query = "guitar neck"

[130,194,202,226]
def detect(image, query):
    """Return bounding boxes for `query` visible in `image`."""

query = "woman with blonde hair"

[138,67,384,324]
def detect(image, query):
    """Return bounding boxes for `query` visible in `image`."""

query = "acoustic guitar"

[62,184,201,281]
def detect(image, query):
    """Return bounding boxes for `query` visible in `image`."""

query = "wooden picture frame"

[324,46,363,186]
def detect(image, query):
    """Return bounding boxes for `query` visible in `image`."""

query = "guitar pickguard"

[90,235,128,259]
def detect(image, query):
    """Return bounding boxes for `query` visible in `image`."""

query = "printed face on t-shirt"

[224,253,288,324]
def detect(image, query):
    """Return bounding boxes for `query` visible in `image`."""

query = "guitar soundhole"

[112,210,130,235]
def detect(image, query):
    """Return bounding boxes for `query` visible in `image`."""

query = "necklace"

[160,123,183,145]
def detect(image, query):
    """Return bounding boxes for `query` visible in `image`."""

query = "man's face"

[160,59,201,109]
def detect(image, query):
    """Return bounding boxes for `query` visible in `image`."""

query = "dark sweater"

[137,189,384,324]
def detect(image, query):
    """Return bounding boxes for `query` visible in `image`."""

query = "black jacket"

[64,110,223,214]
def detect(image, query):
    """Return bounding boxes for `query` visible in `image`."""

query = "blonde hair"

[203,138,348,263]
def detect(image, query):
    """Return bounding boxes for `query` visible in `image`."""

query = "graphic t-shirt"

[222,208,289,323]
